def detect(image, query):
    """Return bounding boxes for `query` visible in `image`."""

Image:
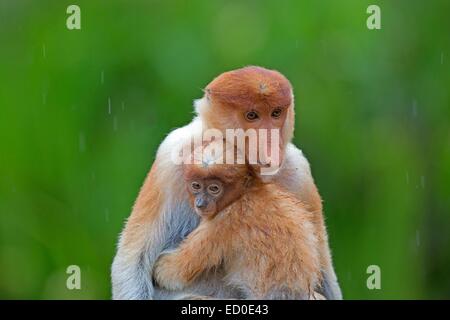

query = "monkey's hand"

[153,250,189,291]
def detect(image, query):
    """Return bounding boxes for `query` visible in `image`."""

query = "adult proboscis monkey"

[111,66,342,300]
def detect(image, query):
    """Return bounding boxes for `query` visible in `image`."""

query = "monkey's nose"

[195,198,207,208]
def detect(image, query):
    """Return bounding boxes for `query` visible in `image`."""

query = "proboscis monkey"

[111,66,342,300]
[153,141,322,299]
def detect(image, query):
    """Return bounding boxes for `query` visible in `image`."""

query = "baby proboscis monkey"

[153,143,322,299]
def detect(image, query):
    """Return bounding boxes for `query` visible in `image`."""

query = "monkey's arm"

[153,223,226,291]
[279,143,343,300]
[111,121,201,300]
[111,162,168,299]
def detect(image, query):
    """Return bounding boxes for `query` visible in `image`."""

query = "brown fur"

[206,66,292,111]
[121,161,163,247]
[153,163,321,299]
[111,66,341,300]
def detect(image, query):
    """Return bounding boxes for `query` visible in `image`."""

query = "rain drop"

[108,97,112,115]
[420,176,425,189]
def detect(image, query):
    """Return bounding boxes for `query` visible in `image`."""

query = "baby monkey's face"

[188,178,224,218]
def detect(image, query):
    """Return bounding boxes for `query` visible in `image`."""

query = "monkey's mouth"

[258,150,284,167]
[195,208,216,218]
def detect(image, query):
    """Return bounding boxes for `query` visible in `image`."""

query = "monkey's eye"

[191,182,202,191]
[245,111,259,122]
[207,184,221,195]
[271,108,282,119]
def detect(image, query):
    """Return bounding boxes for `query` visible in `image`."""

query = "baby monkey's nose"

[195,198,207,208]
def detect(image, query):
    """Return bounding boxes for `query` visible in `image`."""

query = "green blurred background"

[0,0,449,299]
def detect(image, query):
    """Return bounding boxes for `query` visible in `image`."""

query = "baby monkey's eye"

[191,182,201,190]
[245,111,259,122]
[271,108,283,118]
[207,184,221,195]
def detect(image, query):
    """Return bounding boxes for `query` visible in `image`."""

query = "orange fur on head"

[206,66,292,110]
[182,140,248,184]
[183,163,248,186]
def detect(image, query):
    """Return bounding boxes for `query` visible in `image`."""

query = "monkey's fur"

[153,144,322,299]
[111,66,342,300]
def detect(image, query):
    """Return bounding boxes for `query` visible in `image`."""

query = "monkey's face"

[201,66,294,169]
[238,104,289,166]
[188,179,224,218]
